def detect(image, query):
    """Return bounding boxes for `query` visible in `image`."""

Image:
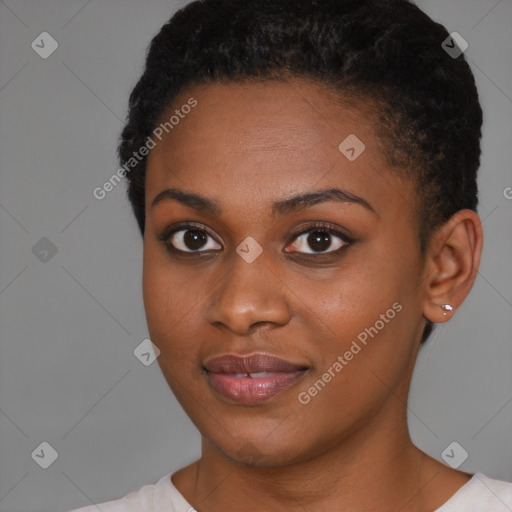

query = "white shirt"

[66,471,512,511]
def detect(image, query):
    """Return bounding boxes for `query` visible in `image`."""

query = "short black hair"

[118,0,482,343]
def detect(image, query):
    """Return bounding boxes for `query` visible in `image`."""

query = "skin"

[142,78,483,511]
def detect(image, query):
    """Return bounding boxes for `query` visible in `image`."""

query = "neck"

[176,399,460,512]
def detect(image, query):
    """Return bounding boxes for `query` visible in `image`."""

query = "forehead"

[145,79,415,219]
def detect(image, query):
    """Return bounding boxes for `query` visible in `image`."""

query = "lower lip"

[206,371,306,404]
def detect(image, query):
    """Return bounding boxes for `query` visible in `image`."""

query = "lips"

[204,353,306,374]
[203,353,308,404]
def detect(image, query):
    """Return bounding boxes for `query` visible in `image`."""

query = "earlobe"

[440,304,453,316]
[422,209,483,324]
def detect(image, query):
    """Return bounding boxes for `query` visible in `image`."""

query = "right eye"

[161,222,222,254]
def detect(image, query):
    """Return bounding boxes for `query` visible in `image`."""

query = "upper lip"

[203,353,308,374]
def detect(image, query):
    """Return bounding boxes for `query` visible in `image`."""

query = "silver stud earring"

[441,304,453,316]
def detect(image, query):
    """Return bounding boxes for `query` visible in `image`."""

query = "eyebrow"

[150,187,377,217]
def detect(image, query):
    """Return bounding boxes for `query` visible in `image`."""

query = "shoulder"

[436,472,512,511]
[64,473,192,512]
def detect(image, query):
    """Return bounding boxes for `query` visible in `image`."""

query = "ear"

[422,209,483,324]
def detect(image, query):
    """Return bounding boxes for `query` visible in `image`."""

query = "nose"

[205,250,292,335]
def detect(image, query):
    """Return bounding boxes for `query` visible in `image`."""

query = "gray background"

[0,1,511,511]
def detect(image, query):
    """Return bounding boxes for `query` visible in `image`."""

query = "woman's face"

[143,79,429,466]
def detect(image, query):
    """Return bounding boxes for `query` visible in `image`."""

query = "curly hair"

[118,0,482,343]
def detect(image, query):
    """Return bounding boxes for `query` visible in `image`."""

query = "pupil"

[308,231,331,252]
[185,229,207,250]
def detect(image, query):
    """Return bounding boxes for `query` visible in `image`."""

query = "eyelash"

[158,221,354,258]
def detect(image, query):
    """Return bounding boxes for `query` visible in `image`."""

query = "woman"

[68,0,512,510]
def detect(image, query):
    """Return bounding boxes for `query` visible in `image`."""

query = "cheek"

[294,257,402,339]
[294,242,419,385]
[142,264,172,340]
[142,262,203,409]
[142,244,199,354]
[141,241,230,385]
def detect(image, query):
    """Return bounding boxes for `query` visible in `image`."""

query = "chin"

[206,430,315,469]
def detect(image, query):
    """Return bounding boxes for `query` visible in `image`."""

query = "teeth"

[248,372,274,378]
[228,372,277,378]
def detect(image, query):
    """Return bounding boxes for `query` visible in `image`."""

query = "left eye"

[287,227,349,254]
